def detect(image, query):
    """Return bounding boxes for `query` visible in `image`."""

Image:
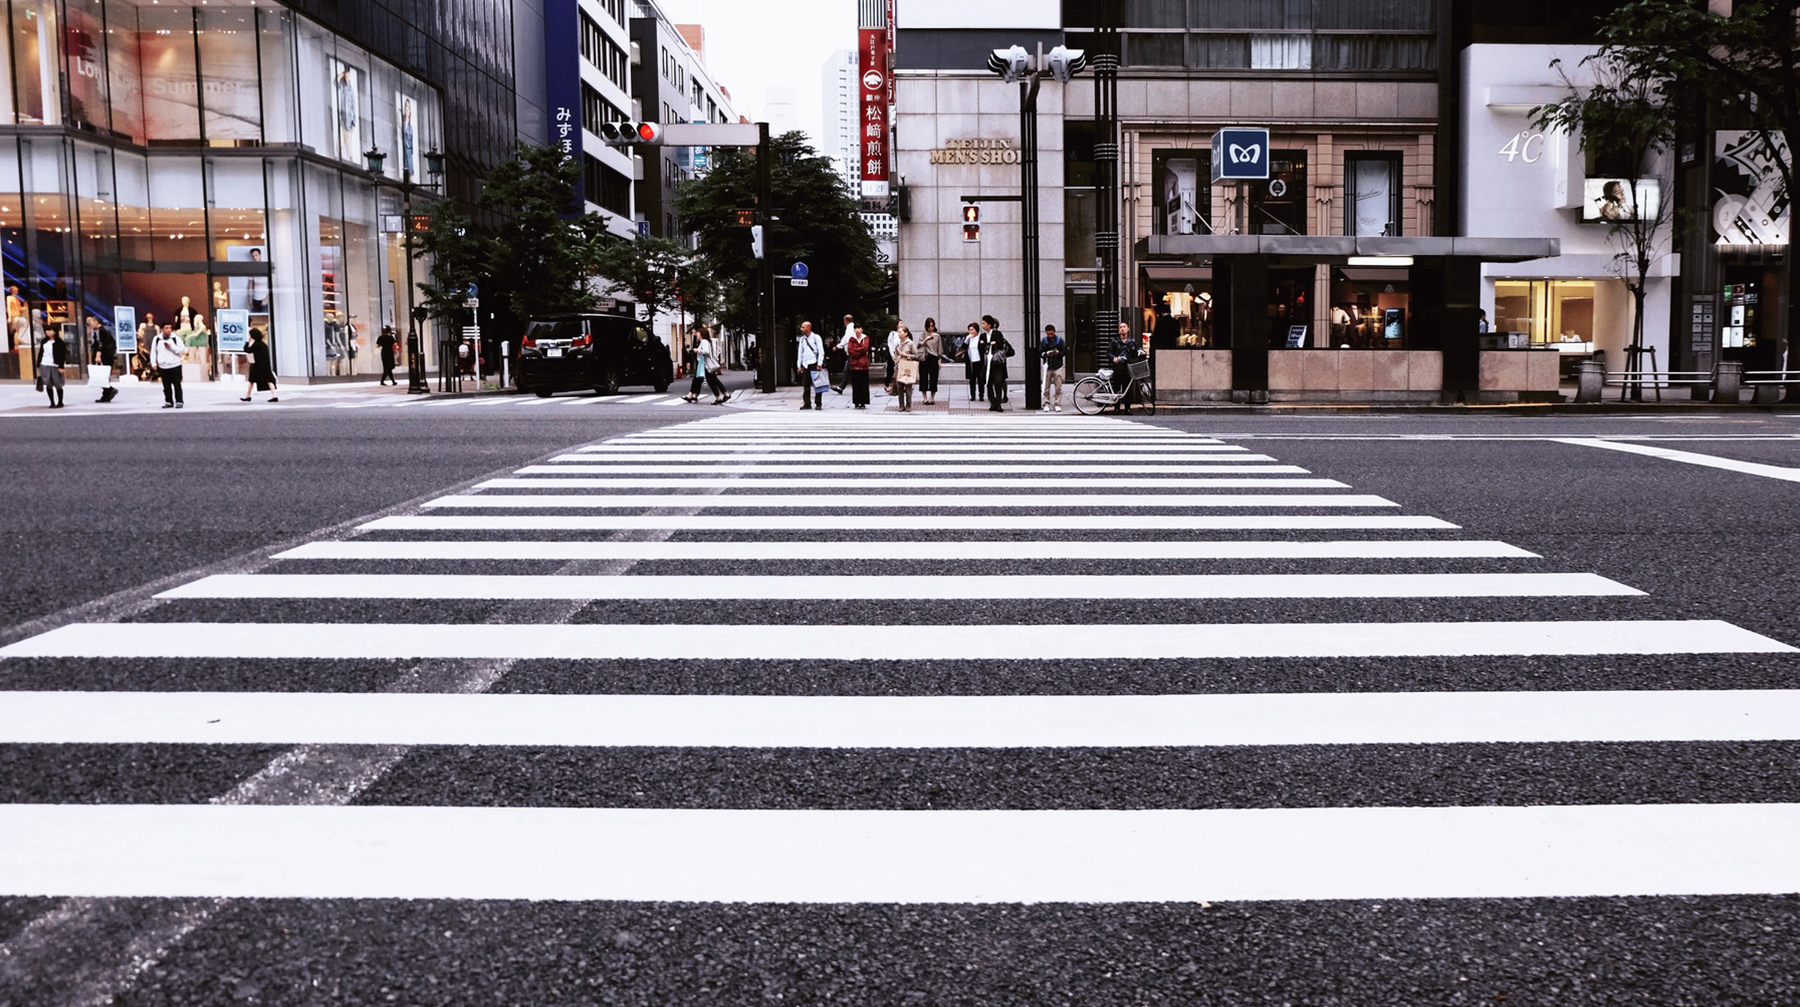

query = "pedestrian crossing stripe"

[527,462,1309,473]
[552,452,1283,462]
[359,514,1461,531]
[4,619,1787,661]
[578,442,1252,452]
[421,493,1399,510]
[273,539,1536,561]
[5,803,1797,902]
[473,477,1351,490]
[159,572,1641,601]
[4,689,1795,746]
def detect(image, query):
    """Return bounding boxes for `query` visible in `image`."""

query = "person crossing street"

[796,320,826,410]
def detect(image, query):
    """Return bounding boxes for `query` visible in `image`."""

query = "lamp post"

[986,43,1086,412]
[365,145,445,394]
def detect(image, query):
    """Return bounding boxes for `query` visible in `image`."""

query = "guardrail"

[1744,368,1800,404]
[1574,360,1766,404]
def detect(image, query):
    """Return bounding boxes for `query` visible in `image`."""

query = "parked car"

[516,300,673,396]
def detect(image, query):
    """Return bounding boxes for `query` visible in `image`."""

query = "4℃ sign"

[216,309,250,353]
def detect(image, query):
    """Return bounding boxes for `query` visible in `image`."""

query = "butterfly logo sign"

[1229,143,1262,165]
[1211,127,1272,182]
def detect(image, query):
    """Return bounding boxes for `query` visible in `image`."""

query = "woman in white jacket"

[682,325,729,404]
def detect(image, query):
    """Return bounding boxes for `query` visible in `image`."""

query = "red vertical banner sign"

[858,25,889,198]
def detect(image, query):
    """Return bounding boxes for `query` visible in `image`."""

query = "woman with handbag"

[894,323,920,412]
[683,325,728,404]
[962,322,983,401]
[845,322,872,410]
[918,318,942,406]
[240,327,278,403]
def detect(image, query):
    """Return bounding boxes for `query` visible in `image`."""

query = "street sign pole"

[756,121,777,394]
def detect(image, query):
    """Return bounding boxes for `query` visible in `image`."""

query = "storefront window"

[139,6,201,144]
[104,0,145,143]
[198,7,261,146]
[8,0,60,125]
[257,7,298,144]
[1345,153,1400,237]
[1152,150,1211,235]
[66,0,109,134]
[1330,267,1411,348]
[1249,150,1306,235]
[1494,279,1595,350]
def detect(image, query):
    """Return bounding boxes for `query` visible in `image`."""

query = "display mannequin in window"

[172,296,196,331]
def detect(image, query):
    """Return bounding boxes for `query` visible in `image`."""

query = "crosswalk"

[3,414,1798,969]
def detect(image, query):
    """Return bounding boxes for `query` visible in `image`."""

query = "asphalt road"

[2,402,1799,1006]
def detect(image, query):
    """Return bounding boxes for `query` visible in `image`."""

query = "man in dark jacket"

[1112,321,1141,413]
[981,314,1013,411]
[88,315,118,402]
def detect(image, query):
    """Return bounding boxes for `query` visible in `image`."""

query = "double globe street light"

[364,145,446,394]
[984,43,1086,411]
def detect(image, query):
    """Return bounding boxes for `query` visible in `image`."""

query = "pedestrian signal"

[962,204,980,242]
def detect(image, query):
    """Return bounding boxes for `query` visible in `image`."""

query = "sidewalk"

[0,374,415,415]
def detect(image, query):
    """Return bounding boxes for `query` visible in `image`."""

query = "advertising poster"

[396,94,419,180]
[1582,178,1660,223]
[226,245,269,314]
[1158,157,1201,235]
[330,59,361,163]
[215,309,249,353]
[1714,131,1789,245]
[113,306,137,355]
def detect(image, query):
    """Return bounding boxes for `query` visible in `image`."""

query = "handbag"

[896,358,919,384]
[810,367,831,392]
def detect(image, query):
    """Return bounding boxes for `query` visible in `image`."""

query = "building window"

[1345,153,1401,236]
[1152,150,1212,235]
[1248,150,1307,235]
[579,14,603,65]
[1122,0,1436,71]
[584,154,631,217]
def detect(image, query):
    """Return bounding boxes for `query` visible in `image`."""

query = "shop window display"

[1330,267,1412,349]
[1152,150,1212,236]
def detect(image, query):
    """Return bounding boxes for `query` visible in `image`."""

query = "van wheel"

[598,368,621,395]
[653,380,670,393]
[533,387,553,398]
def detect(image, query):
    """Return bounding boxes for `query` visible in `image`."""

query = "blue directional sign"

[1211,128,1271,182]
[790,262,809,280]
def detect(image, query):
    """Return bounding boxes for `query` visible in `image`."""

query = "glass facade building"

[0,0,447,381]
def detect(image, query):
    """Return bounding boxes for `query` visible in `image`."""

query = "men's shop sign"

[930,139,1023,165]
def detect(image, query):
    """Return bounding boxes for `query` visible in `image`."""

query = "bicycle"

[1073,357,1155,415]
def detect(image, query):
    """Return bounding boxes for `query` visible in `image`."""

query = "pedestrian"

[150,323,185,409]
[135,313,157,381]
[1112,321,1141,413]
[884,321,902,395]
[1041,322,1066,411]
[894,323,919,412]
[846,321,872,409]
[795,319,826,410]
[983,315,1013,412]
[376,326,399,385]
[88,315,119,403]
[37,319,68,408]
[684,325,729,404]
[826,330,848,393]
[963,321,984,401]
[917,318,942,406]
[240,327,278,402]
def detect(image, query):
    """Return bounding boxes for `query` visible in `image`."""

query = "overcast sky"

[653,0,858,150]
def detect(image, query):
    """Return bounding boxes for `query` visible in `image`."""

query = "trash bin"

[1575,359,1605,402]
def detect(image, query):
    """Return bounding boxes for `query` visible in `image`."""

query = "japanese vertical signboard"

[858,3,890,200]
[545,0,582,214]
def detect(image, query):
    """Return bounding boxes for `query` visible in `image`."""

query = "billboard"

[1582,178,1661,222]
[858,24,889,198]
[1713,130,1789,245]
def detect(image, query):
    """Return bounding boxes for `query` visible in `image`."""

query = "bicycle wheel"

[1073,376,1106,414]
[1139,380,1156,415]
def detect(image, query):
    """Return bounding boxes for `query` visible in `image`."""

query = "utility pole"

[756,121,777,393]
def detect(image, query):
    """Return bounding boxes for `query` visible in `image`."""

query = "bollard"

[1575,360,1605,402]
[1712,361,1743,404]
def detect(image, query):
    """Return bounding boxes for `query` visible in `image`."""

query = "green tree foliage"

[413,197,487,325]
[592,233,720,331]
[480,144,607,318]
[1531,51,1676,354]
[676,131,884,336]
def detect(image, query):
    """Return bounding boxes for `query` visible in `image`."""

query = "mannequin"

[212,281,229,312]
[173,295,196,331]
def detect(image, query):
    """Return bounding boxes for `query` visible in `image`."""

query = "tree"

[1531,50,1677,380]
[676,131,884,338]
[591,233,719,333]
[1578,0,1800,379]
[480,144,606,319]
[412,197,487,326]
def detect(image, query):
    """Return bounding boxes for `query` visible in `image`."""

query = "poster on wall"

[395,94,419,180]
[1713,130,1789,245]
[226,246,269,313]
[1158,157,1202,234]
[1582,178,1661,222]
[330,59,362,163]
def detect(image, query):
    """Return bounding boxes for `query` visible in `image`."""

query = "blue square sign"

[1211,128,1271,182]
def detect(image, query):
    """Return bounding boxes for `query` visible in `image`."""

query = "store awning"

[1336,267,1411,283]
[1143,265,1214,284]
[1138,235,1560,263]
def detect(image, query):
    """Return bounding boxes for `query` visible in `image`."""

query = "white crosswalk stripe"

[3,411,1797,920]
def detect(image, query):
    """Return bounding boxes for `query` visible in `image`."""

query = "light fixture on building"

[363,147,386,175]
[423,147,445,178]
[1347,255,1413,266]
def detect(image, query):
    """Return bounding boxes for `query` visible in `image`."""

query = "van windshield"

[527,320,579,342]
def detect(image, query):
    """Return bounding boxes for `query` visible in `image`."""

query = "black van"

[516,299,674,396]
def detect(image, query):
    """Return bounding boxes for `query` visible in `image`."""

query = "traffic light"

[961,204,980,242]
[750,224,764,260]
[598,121,664,145]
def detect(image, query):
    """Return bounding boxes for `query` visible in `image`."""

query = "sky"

[652,0,858,150]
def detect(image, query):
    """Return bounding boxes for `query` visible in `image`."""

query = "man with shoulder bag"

[796,320,826,410]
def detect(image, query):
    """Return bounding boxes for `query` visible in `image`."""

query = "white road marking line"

[654,397,688,406]
[526,462,1308,473]
[605,393,667,405]
[579,443,1251,453]
[4,620,1785,661]
[275,539,1534,561]
[6,803,1798,902]
[360,514,1458,531]
[423,493,1396,510]
[474,477,1350,490]
[3,689,1793,747]
[553,452,1281,462]
[1556,437,1800,483]
[162,572,1636,602]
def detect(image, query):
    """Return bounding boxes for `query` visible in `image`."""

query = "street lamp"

[366,145,445,393]
[984,43,1086,411]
